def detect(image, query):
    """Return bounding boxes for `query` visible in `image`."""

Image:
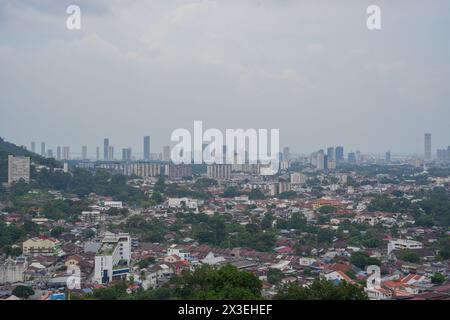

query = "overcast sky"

[0,0,449,157]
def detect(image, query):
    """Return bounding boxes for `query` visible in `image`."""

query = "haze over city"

[1,0,450,155]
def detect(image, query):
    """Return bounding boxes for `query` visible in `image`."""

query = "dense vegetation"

[77,265,262,300]
[275,278,368,300]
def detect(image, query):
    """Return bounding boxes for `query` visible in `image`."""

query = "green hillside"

[0,137,60,183]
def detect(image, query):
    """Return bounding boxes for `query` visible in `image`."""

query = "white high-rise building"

[82,145,88,160]
[163,145,171,161]
[94,232,131,284]
[62,146,70,160]
[8,155,30,184]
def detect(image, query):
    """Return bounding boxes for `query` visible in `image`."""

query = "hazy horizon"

[1,0,450,156]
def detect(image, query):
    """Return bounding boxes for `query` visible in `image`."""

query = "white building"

[168,198,199,211]
[93,232,131,284]
[103,201,123,209]
[167,245,191,261]
[81,211,105,223]
[387,239,423,255]
[0,257,27,284]
[290,172,307,184]
[8,155,30,184]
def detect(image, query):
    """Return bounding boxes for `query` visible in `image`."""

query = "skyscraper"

[143,136,150,161]
[335,146,344,162]
[424,133,432,161]
[283,147,290,161]
[108,146,114,161]
[104,138,109,161]
[82,145,88,160]
[348,152,356,163]
[56,146,61,160]
[122,147,132,162]
[163,145,171,162]
[40,142,46,156]
[385,150,391,163]
[62,146,70,160]
[31,141,36,153]
[8,155,30,184]
[96,147,100,161]
[327,147,335,161]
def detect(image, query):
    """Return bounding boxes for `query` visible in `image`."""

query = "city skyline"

[1,1,450,154]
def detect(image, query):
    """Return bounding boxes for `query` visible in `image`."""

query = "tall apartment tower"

[424,133,432,161]
[335,146,344,162]
[283,147,290,161]
[56,146,61,161]
[8,155,30,184]
[31,141,36,153]
[82,146,88,160]
[96,147,100,161]
[62,146,70,160]
[327,147,335,161]
[108,146,114,161]
[385,150,391,163]
[163,145,171,162]
[40,142,46,156]
[104,138,110,161]
[122,147,132,162]
[143,136,150,161]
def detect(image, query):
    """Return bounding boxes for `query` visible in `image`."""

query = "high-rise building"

[207,164,232,179]
[143,136,150,161]
[62,146,70,160]
[47,149,53,158]
[96,147,100,161]
[82,145,88,160]
[108,146,114,161]
[8,155,30,184]
[348,152,356,163]
[424,133,432,161]
[122,147,132,162]
[162,145,171,162]
[31,141,36,154]
[40,142,46,156]
[316,150,325,170]
[56,146,61,161]
[165,163,192,179]
[104,138,110,161]
[290,172,307,184]
[385,150,391,163]
[283,147,290,161]
[335,146,344,162]
[93,232,131,284]
[327,147,335,161]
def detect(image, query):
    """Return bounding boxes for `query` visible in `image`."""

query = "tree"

[50,226,65,238]
[223,187,240,198]
[248,189,265,200]
[12,285,35,299]
[350,252,381,269]
[267,268,284,285]
[150,191,165,204]
[275,278,367,300]
[396,249,420,263]
[172,264,262,300]
[431,272,446,285]
[318,205,337,214]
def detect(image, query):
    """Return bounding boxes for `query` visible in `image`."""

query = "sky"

[0,0,449,157]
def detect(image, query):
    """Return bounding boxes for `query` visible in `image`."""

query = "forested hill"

[0,137,60,182]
